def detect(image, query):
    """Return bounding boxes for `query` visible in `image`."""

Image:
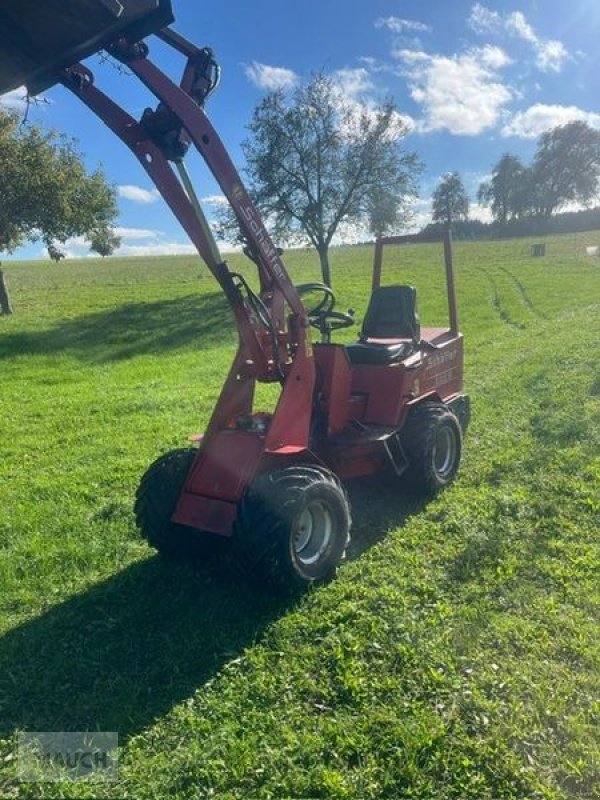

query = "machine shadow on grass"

[0,483,425,743]
[0,558,288,741]
[0,292,234,363]
[345,477,426,561]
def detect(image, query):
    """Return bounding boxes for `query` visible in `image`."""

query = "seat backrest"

[361,285,420,341]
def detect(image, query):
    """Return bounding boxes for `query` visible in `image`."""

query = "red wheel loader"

[0,0,470,591]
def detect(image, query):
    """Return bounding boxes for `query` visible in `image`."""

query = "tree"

[0,268,12,315]
[477,154,527,223]
[432,172,469,228]
[90,228,121,257]
[477,123,600,226]
[47,244,66,262]
[0,109,120,264]
[232,73,421,285]
[529,121,600,217]
[367,186,412,239]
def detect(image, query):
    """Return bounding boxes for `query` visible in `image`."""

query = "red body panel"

[351,363,409,426]
[314,333,463,432]
[265,347,316,451]
[173,494,238,537]
[419,331,464,401]
[314,345,353,435]
[173,430,264,535]
[182,430,265,502]
[325,437,388,480]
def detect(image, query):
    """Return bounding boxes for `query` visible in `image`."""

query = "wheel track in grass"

[480,268,527,330]
[498,266,545,319]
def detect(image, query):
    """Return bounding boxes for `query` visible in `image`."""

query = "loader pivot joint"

[138,47,220,162]
[140,103,191,162]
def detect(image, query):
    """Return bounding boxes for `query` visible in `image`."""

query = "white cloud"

[357,56,403,76]
[359,56,377,68]
[113,240,241,257]
[45,228,160,258]
[201,195,228,207]
[333,68,375,99]
[477,44,512,69]
[245,61,299,91]
[506,11,567,72]
[0,87,27,110]
[115,242,199,257]
[392,49,429,64]
[470,203,494,223]
[464,170,493,192]
[113,227,160,240]
[343,103,415,141]
[118,185,160,204]
[505,11,537,43]
[404,195,492,231]
[535,40,569,73]
[468,4,569,73]
[405,197,433,232]
[375,17,431,34]
[468,3,502,34]
[331,85,415,141]
[326,67,415,141]
[502,103,600,139]
[396,46,512,135]
[61,236,88,249]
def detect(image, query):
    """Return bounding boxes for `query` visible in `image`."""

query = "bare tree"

[228,73,421,285]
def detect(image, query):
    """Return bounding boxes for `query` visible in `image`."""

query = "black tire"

[135,448,216,560]
[401,403,463,496]
[236,464,351,593]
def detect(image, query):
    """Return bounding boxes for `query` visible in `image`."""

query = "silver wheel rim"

[433,425,457,480]
[292,501,333,567]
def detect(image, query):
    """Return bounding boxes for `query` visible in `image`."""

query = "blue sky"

[2,0,599,259]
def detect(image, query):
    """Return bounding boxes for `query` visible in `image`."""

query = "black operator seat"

[345,285,420,366]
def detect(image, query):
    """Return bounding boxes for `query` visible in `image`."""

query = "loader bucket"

[0,0,173,96]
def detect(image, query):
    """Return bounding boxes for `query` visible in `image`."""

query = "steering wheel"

[295,282,355,342]
[313,310,355,343]
[295,282,335,317]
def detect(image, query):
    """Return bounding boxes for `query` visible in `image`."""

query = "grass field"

[0,233,599,799]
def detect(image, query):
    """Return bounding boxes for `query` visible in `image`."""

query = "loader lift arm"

[59,24,317,451]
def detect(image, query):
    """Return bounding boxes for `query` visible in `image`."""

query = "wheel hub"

[433,425,457,479]
[292,501,333,566]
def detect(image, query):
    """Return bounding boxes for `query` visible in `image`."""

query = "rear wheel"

[135,448,216,560]
[236,464,351,593]
[402,403,463,495]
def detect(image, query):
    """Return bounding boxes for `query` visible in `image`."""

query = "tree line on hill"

[425,121,600,240]
[2,68,600,302]
[221,83,600,278]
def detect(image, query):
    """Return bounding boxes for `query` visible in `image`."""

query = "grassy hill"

[0,234,599,798]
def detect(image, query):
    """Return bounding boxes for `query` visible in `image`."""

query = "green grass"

[0,233,599,799]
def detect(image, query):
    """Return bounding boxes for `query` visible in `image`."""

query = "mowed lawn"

[0,234,599,799]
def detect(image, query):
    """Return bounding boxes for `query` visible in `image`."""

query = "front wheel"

[236,464,351,593]
[134,448,217,560]
[402,403,463,496]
